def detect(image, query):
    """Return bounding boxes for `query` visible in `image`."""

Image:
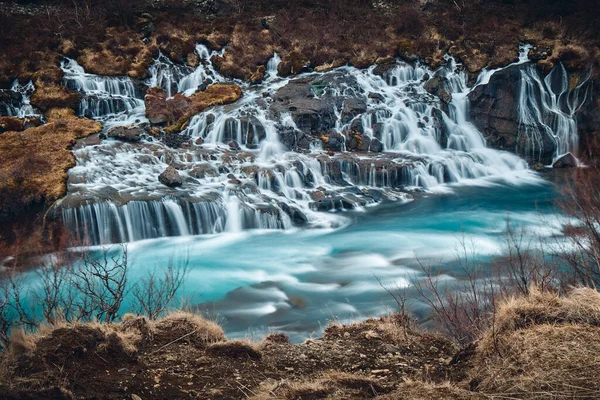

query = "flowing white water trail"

[517,63,591,163]
[0,80,37,117]
[61,58,147,128]
[49,43,589,245]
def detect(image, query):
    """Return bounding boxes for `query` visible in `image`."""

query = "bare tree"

[496,217,561,296]
[131,260,190,320]
[68,245,129,323]
[412,236,499,346]
[557,164,600,288]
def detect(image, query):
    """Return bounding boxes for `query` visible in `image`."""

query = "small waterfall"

[266,53,281,80]
[146,52,192,97]
[61,197,292,245]
[61,58,146,126]
[146,44,224,97]
[0,80,37,117]
[517,63,590,163]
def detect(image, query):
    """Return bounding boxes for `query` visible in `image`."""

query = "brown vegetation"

[469,287,600,399]
[1,287,600,399]
[0,109,101,218]
[145,84,243,132]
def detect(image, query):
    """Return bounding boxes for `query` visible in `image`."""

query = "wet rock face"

[158,166,183,187]
[424,75,452,104]
[270,71,372,152]
[468,65,557,164]
[270,77,337,134]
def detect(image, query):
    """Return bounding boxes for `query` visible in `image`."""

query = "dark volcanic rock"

[270,72,363,136]
[107,126,144,142]
[145,87,170,124]
[468,64,556,164]
[158,166,183,187]
[270,77,337,134]
[320,131,344,152]
[342,98,367,123]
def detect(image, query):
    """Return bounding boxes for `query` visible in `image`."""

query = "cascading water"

[517,63,591,163]
[146,44,225,97]
[0,80,37,117]
[47,43,589,245]
[61,58,147,127]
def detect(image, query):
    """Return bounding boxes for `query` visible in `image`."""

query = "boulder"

[277,51,310,77]
[158,166,183,187]
[368,92,385,103]
[528,46,553,62]
[145,87,170,124]
[552,153,578,168]
[341,98,367,123]
[437,89,452,105]
[107,126,144,142]
[424,76,452,104]
[320,131,344,152]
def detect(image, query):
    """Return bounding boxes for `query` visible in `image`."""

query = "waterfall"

[0,80,37,117]
[146,44,225,97]
[266,53,281,80]
[61,198,293,245]
[35,42,589,245]
[517,63,590,163]
[61,58,147,127]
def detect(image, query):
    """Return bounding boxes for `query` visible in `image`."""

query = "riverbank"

[2,287,599,399]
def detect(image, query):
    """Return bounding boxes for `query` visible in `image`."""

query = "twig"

[151,329,197,354]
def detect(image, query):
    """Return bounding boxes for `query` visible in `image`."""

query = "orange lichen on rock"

[145,84,242,132]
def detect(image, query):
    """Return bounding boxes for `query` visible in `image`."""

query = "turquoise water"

[117,177,560,341]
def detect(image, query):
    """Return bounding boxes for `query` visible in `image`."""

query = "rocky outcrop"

[424,75,452,105]
[145,84,242,132]
[0,108,102,217]
[468,65,558,164]
[270,77,338,134]
[107,126,144,142]
[158,166,183,187]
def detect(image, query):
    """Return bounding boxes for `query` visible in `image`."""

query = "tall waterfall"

[517,63,591,163]
[39,44,587,245]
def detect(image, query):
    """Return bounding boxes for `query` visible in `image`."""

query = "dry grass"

[78,27,157,79]
[325,313,424,347]
[251,371,385,399]
[152,310,225,347]
[0,109,102,215]
[378,379,484,400]
[2,310,223,386]
[471,287,600,399]
[156,84,243,133]
[206,339,262,360]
